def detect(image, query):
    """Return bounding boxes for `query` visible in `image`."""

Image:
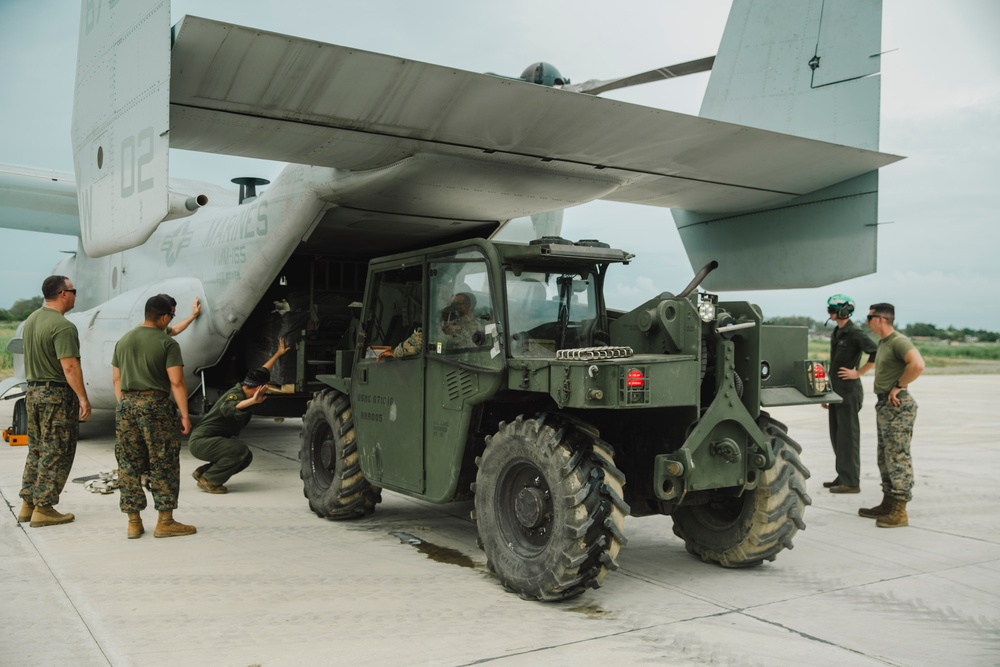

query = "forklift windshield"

[505,269,598,357]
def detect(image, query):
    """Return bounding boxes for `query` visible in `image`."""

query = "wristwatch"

[894,381,906,390]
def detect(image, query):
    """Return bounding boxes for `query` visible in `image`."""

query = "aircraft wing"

[168,16,900,220]
[0,165,239,238]
[0,166,79,237]
[68,2,899,288]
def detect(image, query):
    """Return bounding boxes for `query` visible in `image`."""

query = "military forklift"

[298,236,830,601]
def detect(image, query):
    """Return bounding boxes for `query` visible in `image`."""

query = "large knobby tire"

[671,414,810,567]
[473,414,629,601]
[300,389,381,520]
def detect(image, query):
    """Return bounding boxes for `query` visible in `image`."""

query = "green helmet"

[826,294,854,319]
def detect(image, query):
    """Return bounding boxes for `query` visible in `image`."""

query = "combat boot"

[127,512,144,539]
[29,505,75,527]
[858,495,893,519]
[876,499,908,528]
[17,500,35,523]
[197,476,228,494]
[191,464,210,481]
[153,510,196,538]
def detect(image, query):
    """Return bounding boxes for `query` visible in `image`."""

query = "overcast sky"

[0,0,997,329]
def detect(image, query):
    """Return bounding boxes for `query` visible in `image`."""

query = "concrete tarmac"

[2,374,998,666]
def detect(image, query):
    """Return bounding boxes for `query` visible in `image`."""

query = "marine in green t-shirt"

[112,294,196,539]
[872,331,916,395]
[860,302,926,529]
[112,326,184,393]
[23,306,80,383]
[18,275,91,528]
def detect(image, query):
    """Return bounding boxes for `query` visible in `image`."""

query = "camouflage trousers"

[20,385,80,507]
[116,394,181,513]
[875,392,918,502]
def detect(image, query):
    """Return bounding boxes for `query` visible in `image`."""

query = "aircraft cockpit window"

[506,269,598,357]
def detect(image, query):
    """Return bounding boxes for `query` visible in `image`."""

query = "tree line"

[765,316,1000,343]
[0,296,43,322]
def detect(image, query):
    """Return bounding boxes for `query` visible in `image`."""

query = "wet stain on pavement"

[567,603,611,619]
[391,531,477,568]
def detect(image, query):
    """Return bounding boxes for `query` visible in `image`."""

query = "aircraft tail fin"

[673,0,887,290]
[71,0,175,257]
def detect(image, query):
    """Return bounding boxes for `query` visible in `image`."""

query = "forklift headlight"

[698,301,716,322]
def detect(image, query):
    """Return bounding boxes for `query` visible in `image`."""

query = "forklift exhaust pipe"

[676,260,719,298]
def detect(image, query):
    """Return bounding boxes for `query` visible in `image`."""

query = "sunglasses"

[62,289,77,295]
[866,314,882,321]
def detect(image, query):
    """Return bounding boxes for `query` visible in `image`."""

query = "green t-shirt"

[190,383,252,440]
[873,330,915,394]
[112,326,184,393]
[22,306,80,382]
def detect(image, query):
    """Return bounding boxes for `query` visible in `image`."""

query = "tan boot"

[17,500,35,523]
[127,512,144,539]
[29,505,75,528]
[191,464,210,482]
[197,475,228,494]
[876,499,908,528]
[858,495,893,519]
[153,510,196,538]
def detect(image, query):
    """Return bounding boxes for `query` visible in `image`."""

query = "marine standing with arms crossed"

[112,294,196,539]
[18,275,91,527]
[822,295,877,494]
[860,303,925,528]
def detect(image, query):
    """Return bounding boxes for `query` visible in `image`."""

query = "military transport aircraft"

[0,0,900,421]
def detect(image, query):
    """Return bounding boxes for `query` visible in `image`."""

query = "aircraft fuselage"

[23,165,336,410]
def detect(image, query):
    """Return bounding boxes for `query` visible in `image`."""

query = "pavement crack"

[738,612,907,666]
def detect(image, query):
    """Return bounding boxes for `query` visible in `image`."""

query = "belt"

[122,389,169,398]
[28,381,67,388]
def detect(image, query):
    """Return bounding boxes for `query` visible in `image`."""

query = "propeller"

[563,55,716,95]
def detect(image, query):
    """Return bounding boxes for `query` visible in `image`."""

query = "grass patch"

[0,321,18,378]
[808,338,830,360]
[809,334,1000,372]
[914,342,1000,360]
